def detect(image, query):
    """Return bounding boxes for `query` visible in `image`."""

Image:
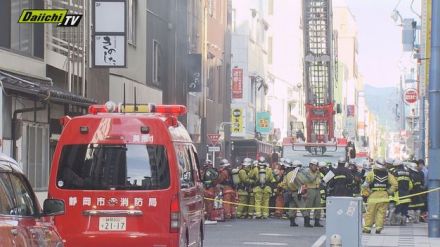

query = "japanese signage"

[66,196,158,207]
[231,106,245,137]
[232,67,243,99]
[94,35,125,66]
[256,112,271,134]
[92,0,126,67]
[187,54,202,92]
[207,134,221,145]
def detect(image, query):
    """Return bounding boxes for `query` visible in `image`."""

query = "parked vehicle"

[0,152,64,247]
[48,102,204,247]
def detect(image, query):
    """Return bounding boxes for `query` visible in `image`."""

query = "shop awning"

[0,70,97,107]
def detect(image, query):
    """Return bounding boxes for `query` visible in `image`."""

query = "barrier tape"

[203,186,440,210]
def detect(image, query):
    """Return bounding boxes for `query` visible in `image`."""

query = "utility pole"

[428,0,440,238]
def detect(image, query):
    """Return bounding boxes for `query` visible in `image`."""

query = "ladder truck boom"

[302,0,335,144]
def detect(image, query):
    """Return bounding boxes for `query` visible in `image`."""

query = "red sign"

[207,134,221,145]
[232,68,243,99]
[404,88,418,104]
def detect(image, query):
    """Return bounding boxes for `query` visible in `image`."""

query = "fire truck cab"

[48,102,204,247]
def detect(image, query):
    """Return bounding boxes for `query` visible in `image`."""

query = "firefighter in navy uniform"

[362,159,398,234]
[235,158,253,219]
[249,157,275,219]
[202,160,219,221]
[392,160,413,225]
[216,159,236,220]
[407,162,425,223]
[328,158,354,197]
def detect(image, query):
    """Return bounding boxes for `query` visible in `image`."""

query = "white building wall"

[266,0,304,141]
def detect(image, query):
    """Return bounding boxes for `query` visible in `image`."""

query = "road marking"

[242,242,288,246]
[311,235,326,247]
[259,233,295,237]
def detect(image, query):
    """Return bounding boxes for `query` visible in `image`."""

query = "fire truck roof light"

[88,105,107,114]
[88,102,187,116]
[154,105,187,116]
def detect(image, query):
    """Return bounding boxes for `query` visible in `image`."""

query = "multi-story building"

[266,0,305,144]
[333,0,360,142]
[230,0,269,141]
[0,0,98,202]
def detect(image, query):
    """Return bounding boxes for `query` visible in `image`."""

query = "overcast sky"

[345,0,421,88]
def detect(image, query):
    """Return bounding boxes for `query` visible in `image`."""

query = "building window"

[268,36,273,64]
[268,0,274,15]
[153,40,161,84]
[21,123,49,191]
[128,0,136,45]
[10,0,34,56]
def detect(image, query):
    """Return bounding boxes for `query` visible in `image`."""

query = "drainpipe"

[428,0,440,238]
[12,102,46,160]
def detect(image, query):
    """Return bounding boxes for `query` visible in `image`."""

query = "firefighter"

[407,161,425,223]
[216,159,235,220]
[280,159,305,227]
[274,160,289,218]
[249,156,275,219]
[392,159,413,225]
[318,161,328,209]
[328,158,354,197]
[247,160,259,218]
[362,158,398,234]
[202,160,219,221]
[347,161,363,197]
[236,158,253,219]
[302,159,324,227]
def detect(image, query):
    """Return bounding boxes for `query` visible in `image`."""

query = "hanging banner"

[187,54,202,92]
[231,106,245,137]
[256,112,271,134]
[232,67,243,99]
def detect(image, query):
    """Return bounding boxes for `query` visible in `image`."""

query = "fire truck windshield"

[56,144,170,190]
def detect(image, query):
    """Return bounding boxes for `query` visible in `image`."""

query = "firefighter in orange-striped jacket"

[202,160,218,221]
[216,159,236,219]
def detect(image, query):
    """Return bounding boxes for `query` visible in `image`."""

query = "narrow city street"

[204,218,325,246]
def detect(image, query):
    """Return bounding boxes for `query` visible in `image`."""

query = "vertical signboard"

[187,54,202,92]
[347,105,355,117]
[256,112,271,134]
[231,106,246,137]
[92,0,126,67]
[232,67,243,99]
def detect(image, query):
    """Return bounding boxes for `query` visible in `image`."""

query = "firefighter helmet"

[374,158,386,170]
[405,162,418,172]
[393,159,403,166]
[309,159,318,166]
[292,160,302,168]
[218,159,230,168]
[242,157,252,167]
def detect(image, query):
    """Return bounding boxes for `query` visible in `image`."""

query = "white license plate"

[99,217,126,231]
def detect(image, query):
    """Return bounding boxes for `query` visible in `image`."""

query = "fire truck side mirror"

[336,104,342,114]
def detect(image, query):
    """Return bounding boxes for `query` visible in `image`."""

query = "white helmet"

[282,158,293,168]
[393,159,403,167]
[318,161,327,168]
[374,158,385,170]
[219,159,230,168]
[292,160,303,168]
[309,159,318,166]
[242,158,252,167]
[405,162,418,172]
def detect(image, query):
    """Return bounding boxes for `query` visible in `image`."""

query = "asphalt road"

[204,217,325,247]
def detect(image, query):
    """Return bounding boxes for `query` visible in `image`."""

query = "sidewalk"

[362,223,440,247]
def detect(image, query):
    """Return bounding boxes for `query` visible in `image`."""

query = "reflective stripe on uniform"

[334,175,346,180]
